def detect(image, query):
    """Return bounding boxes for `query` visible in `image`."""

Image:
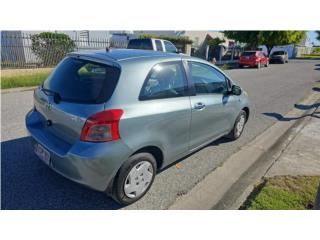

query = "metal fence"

[1,33,128,69]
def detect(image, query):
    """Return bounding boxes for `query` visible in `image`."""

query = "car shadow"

[262,82,320,122]
[262,94,320,121]
[312,87,320,92]
[1,136,122,210]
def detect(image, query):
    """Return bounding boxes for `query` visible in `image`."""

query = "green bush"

[31,32,76,67]
[313,47,320,54]
[208,37,225,46]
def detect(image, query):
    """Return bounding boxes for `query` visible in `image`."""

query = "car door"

[137,60,192,162]
[186,61,236,151]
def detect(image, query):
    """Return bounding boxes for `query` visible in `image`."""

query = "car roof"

[129,38,164,41]
[68,49,181,62]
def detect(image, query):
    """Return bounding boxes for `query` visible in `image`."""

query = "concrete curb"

[169,91,320,210]
[1,86,37,94]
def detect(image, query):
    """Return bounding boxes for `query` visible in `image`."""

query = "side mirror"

[231,85,242,95]
[175,49,181,54]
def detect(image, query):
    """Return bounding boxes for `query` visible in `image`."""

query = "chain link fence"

[1,33,128,69]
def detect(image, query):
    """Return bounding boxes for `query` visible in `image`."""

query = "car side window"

[188,61,227,95]
[155,40,163,51]
[164,41,177,53]
[140,62,188,100]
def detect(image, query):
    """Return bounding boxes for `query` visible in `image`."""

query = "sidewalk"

[266,109,320,177]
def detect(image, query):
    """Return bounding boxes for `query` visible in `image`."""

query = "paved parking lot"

[1,60,319,209]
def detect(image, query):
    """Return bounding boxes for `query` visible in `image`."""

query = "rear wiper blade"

[41,87,61,104]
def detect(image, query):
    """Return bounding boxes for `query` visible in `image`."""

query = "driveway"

[1,59,319,209]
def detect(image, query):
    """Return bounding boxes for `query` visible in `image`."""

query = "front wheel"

[226,110,247,140]
[112,153,157,205]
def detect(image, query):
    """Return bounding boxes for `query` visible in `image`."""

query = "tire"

[256,61,261,69]
[226,110,247,140]
[111,152,157,205]
[239,64,243,68]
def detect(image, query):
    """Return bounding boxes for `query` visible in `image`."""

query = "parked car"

[25,49,250,205]
[239,50,269,69]
[127,38,179,53]
[269,50,288,64]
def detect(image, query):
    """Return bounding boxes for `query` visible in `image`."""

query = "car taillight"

[80,109,123,142]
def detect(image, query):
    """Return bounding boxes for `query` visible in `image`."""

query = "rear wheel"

[256,61,261,69]
[239,64,243,68]
[112,153,157,205]
[226,110,247,140]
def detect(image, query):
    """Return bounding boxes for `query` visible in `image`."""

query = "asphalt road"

[1,60,319,209]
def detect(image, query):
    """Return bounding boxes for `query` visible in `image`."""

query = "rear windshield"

[241,51,257,56]
[127,39,153,50]
[272,51,285,55]
[43,57,120,104]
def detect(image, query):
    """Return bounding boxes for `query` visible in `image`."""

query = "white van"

[127,38,179,53]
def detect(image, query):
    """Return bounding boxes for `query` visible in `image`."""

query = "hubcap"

[124,161,154,199]
[236,115,245,137]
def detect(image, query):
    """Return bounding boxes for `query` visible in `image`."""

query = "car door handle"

[194,102,206,110]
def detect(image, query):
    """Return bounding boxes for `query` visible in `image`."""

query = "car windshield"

[127,39,153,50]
[241,52,256,56]
[43,57,120,104]
[272,51,285,55]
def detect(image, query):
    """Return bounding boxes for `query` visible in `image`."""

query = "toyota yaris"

[26,49,250,205]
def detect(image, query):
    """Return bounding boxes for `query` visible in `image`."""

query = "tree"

[316,31,320,41]
[208,37,225,46]
[223,31,261,49]
[259,31,306,55]
[223,31,306,55]
[31,32,76,66]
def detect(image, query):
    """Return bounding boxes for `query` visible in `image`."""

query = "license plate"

[34,143,50,165]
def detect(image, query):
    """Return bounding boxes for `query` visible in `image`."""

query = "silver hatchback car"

[26,49,250,205]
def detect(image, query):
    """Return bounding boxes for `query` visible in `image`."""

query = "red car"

[239,51,269,69]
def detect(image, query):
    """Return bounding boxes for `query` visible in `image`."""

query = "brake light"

[80,109,123,142]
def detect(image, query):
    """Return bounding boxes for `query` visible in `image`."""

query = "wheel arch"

[242,107,250,122]
[131,146,164,171]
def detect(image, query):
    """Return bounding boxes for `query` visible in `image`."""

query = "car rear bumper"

[270,57,285,63]
[25,109,132,192]
[239,60,258,66]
